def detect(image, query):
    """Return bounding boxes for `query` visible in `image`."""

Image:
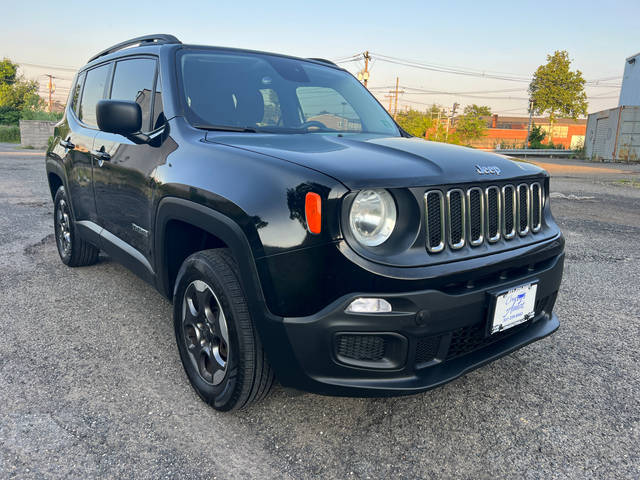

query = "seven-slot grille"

[424,181,543,253]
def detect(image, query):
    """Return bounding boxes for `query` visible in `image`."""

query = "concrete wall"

[19,120,56,149]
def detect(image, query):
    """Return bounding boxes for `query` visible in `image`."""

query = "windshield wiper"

[194,124,257,133]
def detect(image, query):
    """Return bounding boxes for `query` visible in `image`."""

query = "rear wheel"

[53,186,99,267]
[173,249,274,411]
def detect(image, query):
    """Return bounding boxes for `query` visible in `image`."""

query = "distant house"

[306,113,362,131]
[467,115,586,150]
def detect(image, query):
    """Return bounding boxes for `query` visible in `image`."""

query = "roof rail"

[88,34,181,63]
[308,58,338,67]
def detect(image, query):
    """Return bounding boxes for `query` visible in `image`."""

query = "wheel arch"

[154,197,267,310]
[45,158,67,200]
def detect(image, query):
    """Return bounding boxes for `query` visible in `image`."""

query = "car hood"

[204,133,545,189]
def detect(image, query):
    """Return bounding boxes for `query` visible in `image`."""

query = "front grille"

[336,334,385,361]
[518,184,530,235]
[486,186,500,242]
[447,189,465,249]
[531,183,542,232]
[424,190,445,253]
[467,188,484,245]
[424,181,544,254]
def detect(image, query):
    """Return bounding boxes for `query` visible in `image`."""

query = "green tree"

[528,124,547,149]
[0,58,41,125]
[450,106,489,145]
[529,50,587,142]
[463,104,492,116]
[395,109,434,138]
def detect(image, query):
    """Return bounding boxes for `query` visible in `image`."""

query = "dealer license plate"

[490,283,538,335]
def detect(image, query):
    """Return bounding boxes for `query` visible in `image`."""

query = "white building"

[585,52,640,162]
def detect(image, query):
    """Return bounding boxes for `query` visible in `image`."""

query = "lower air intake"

[336,334,385,361]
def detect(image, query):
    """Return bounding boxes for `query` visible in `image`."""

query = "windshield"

[178,50,399,136]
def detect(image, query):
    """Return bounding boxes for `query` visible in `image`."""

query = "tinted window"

[110,58,156,132]
[297,87,361,132]
[179,51,398,136]
[79,64,110,128]
[70,72,85,114]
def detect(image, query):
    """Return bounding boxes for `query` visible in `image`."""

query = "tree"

[0,58,41,125]
[528,124,547,149]
[450,105,489,144]
[395,109,434,138]
[528,51,587,142]
[463,104,491,116]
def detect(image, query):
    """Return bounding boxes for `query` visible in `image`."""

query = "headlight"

[349,189,396,246]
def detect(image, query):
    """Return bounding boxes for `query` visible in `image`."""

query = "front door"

[92,57,162,264]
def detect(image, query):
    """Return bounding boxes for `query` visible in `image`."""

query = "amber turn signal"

[305,192,322,234]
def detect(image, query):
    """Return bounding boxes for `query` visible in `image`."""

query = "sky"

[2,0,638,116]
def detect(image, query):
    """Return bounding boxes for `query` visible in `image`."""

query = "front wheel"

[173,249,274,411]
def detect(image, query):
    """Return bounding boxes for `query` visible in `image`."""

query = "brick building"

[468,115,587,150]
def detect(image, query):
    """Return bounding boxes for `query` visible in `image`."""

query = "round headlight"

[349,189,397,246]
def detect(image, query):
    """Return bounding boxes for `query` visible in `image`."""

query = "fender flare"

[154,196,267,308]
[45,157,68,199]
[154,196,308,385]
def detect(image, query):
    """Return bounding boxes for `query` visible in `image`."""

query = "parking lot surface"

[1,143,639,479]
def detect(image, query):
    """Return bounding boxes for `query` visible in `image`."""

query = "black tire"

[173,249,274,411]
[53,186,99,267]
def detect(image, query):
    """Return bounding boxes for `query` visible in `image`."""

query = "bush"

[0,106,20,125]
[21,109,63,122]
[0,124,20,143]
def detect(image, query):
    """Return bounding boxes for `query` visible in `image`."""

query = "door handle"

[60,139,75,149]
[90,150,111,163]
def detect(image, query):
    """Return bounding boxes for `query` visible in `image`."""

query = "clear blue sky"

[2,0,638,115]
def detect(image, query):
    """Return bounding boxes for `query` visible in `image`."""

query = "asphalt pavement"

[0,143,639,479]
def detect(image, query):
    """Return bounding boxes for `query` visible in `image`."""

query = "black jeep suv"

[46,35,564,411]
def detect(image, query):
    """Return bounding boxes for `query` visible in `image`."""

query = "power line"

[339,52,622,87]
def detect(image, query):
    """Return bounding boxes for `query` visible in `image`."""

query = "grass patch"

[0,124,20,143]
[614,179,640,188]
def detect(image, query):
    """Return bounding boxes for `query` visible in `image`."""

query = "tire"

[173,249,274,411]
[53,186,99,267]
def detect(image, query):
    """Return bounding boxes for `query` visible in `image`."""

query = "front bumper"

[272,251,564,396]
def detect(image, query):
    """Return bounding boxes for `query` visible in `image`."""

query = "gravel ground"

[0,144,639,479]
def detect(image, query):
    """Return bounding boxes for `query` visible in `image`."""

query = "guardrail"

[491,149,577,158]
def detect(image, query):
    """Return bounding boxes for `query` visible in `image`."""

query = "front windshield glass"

[178,50,399,136]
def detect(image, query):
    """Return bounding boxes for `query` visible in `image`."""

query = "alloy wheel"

[182,280,230,385]
[56,198,72,256]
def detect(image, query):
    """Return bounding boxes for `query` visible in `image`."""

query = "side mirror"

[96,100,142,136]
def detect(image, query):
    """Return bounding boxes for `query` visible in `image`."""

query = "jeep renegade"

[46,35,564,411]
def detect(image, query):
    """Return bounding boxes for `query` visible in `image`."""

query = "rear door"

[92,56,163,267]
[63,64,111,227]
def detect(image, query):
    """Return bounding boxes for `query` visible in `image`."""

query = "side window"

[296,86,362,132]
[110,58,156,132]
[70,71,85,115]
[79,64,111,128]
[151,74,164,129]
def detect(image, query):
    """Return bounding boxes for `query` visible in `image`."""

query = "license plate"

[490,283,538,335]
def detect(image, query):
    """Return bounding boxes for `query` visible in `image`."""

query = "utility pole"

[363,51,371,88]
[357,51,371,88]
[525,99,534,148]
[445,102,459,141]
[385,78,404,118]
[45,74,55,113]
